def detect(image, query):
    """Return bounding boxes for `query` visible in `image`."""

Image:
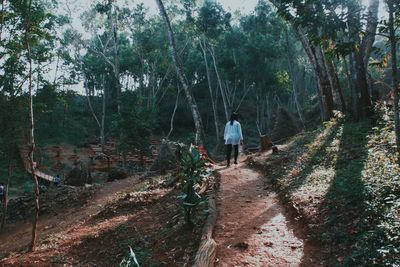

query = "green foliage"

[196,0,231,39]
[275,0,347,43]
[176,144,210,223]
[112,91,157,156]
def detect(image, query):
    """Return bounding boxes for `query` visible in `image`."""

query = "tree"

[273,0,380,120]
[22,0,40,251]
[112,91,156,166]
[156,0,206,147]
[195,0,231,148]
[346,0,380,118]
[386,0,400,163]
[0,0,61,250]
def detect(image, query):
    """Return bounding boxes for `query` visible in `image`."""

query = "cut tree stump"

[260,135,273,152]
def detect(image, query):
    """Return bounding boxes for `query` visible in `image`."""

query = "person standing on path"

[224,112,243,167]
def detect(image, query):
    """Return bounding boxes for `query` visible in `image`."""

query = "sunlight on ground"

[291,122,344,201]
[39,214,133,251]
[246,213,304,266]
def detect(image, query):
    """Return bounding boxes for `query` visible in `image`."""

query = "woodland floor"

[0,148,326,267]
[0,174,205,266]
[213,149,324,267]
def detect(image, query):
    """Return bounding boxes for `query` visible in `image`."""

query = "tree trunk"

[109,0,121,114]
[325,59,347,112]
[0,0,5,40]
[209,46,229,122]
[388,0,400,164]
[314,45,335,119]
[346,0,379,119]
[25,0,40,251]
[344,56,354,111]
[84,79,101,129]
[100,75,106,151]
[1,159,11,229]
[265,93,273,134]
[156,0,205,147]
[354,51,371,118]
[361,0,380,68]
[200,40,220,148]
[295,27,334,120]
[167,85,180,139]
[284,29,305,127]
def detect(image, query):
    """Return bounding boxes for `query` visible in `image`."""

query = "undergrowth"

[254,106,400,266]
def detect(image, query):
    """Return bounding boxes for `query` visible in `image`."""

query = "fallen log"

[193,171,220,267]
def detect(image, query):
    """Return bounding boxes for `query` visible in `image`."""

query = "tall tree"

[347,0,380,118]
[274,0,380,120]
[386,0,400,163]
[22,0,40,251]
[155,0,206,146]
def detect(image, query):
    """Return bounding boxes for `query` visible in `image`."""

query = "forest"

[0,0,399,266]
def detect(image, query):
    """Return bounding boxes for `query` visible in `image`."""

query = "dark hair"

[230,112,238,125]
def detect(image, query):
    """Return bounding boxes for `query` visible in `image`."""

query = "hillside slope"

[250,108,400,266]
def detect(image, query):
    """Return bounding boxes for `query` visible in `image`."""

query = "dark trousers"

[226,144,239,165]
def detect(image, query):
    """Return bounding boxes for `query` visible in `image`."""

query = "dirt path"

[213,157,322,266]
[0,175,141,257]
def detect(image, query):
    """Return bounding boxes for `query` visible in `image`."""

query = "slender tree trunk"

[260,97,266,133]
[285,29,305,127]
[209,46,229,122]
[24,0,39,251]
[354,51,371,118]
[84,79,101,129]
[343,56,353,110]
[53,53,60,86]
[295,27,334,120]
[156,0,205,146]
[314,45,335,119]
[167,85,180,139]
[0,0,5,41]
[267,94,274,134]
[84,79,105,150]
[200,40,220,147]
[100,75,106,151]
[325,59,347,112]
[388,0,400,163]
[109,1,121,114]
[1,159,11,229]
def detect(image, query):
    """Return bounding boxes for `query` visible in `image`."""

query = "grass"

[253,107,400,266]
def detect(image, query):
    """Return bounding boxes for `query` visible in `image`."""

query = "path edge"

[193,169,221,267]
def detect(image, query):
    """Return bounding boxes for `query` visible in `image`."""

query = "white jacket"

[224,120,243,145]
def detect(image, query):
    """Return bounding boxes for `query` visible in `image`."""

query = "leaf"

[191,147,201,162]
